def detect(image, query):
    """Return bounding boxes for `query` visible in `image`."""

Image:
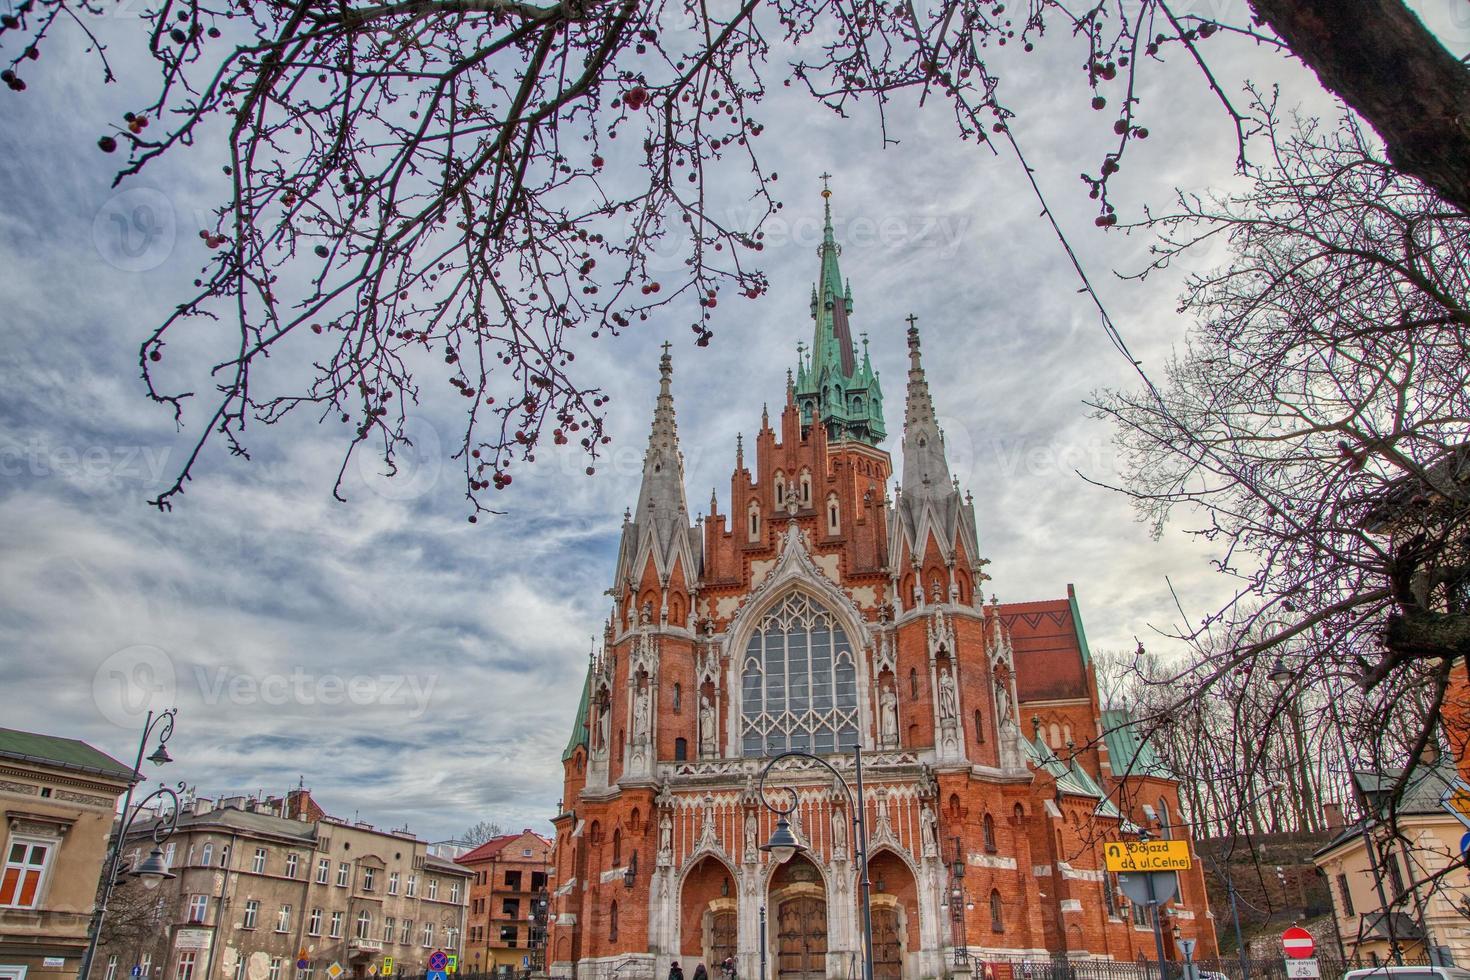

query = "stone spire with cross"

[792,176,886,445]
[613,342,701,596]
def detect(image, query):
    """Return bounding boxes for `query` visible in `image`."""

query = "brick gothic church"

[547,196,1218,979]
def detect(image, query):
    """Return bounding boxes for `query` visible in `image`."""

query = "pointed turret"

[891,320,982,579]
[613,346,702,594]
[792,178,886,445]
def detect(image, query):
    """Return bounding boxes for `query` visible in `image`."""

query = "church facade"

[546,197,1217,980]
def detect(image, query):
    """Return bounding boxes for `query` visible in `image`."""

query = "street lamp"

[79,708,184,980]
[1267,657,1294,688]
[621,851,638,890]
[757,743,875,980]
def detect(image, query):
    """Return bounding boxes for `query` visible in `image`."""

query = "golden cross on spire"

[819,172,833,198]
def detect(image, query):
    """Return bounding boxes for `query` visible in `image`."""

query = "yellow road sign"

[1104,839,1192,872]
[382,958,394,976]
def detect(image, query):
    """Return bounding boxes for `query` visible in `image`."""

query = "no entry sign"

[1282,927,1315,959]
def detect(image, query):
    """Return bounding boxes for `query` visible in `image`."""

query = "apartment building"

[96,790,469,980]
[0,728,133,980]
[456,831,550,976]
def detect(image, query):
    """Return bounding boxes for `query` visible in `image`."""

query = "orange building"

[457,831,552,976]
[547,196,1217,979]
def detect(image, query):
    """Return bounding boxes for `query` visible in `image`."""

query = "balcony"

[349,939,384,952]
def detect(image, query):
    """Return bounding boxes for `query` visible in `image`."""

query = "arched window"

[1063,723,1073,746]
[1104,872,1118,918]
[1048,723,1062,748]
[909,668,919,700]
[611,829,622,867]
[982,814,997,853]
[747,501,761,542]
[589,821,601,845]
[630,809,640,831]
[774,471,786,506]
[201,842,213,866]
[672,683,682,713]
[974,709,984,744]
[1013,803,1025,823]
[740,592,859,756]
[800,470,812,505]
[1158,798,1171,839]
[826,493,840,534]
[674,737,687,761]
[609,901,618,942]
[989,890,1004,932]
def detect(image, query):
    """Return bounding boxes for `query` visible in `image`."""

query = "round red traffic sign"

[1282,927,1314,959]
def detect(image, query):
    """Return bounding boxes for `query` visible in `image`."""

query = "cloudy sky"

[2,1,1467,841]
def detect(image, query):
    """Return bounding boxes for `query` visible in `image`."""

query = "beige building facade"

[0,728,134,980]
[97,790,469,980]
[1313,754,1470,966]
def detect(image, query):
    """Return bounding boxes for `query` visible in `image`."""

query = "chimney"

[1322,803,1344,831]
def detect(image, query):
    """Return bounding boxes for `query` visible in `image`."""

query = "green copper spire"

[793,177,886,444]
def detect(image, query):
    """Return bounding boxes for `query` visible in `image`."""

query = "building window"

[308,908,322,936]
[220,845,230,868]
[105,955,118,980]
[609,901,619,943]
[363,867,376,892]
[164,843,176,868]
[503,898,521,917]
[388,871,399,895]
[356,911,372,939]
[982,814,997,853]
[500,925,517,947]
[243,900,260,929]
[299,965,313,980]
[421,922,433,947]
[141,953,153,977]
[1337,873,1355,916]
[401,919,412,945]
[974,710,984,743]
[909,668,918,700]
[449,881,460,903]
[611,830,622,867]
[740,592,859,756]
[774,472,786,507]
[188,894,209,923]
[826,493,840,534]
[336,862,350,887]
[1132,897,1150,927]
[384,916,395,943]
[799,470,812,505]
[1104,873,1118,918]
[428,877,439,900]
[268,959,282,980]
[989,890,1004,932]
[748,501,761,542]
[177,951,197,980]
[316,858,330,884]
[233,956,245,980]
[1386,854,1406,898]
[330,911,344,938]
[277,905,292,933]
[252,849,267,874]
[0,837,53,909]
[286,853,299,879]
[201,843,214,867]
[1157,798,1171,839]
[505,870,522,890]
[673,683,682,713]
[406,875,417,897]
[674,737,688,761]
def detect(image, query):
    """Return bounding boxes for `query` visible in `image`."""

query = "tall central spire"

[792,178,885,445]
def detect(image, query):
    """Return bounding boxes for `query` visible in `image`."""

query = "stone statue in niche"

[595,697,610,751]
[744,810,758,862]
[699,695,718,757]
[920,802,940,859]
[633,686,651,743]
[830,806,848,859]
[879,685,899,748]
[658,811,673,863]
[995,671,1013,727]
[938,667,959,723]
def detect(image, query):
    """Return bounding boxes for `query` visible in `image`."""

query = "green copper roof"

[0,727,134,781]
[561,664,592,762]
[1068,587,1093,666]
[792,192,885,445]
[1099,709,1170,779]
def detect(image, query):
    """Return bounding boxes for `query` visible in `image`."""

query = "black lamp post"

[757,743,874,980]
[79,708,183,980]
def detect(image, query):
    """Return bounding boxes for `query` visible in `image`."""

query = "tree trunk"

[1249,0,1470,216]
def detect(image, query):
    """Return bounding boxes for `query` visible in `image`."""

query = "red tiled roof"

[455,830,552,865]
[999,598,1089,702]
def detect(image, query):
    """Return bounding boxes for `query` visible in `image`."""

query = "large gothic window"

[740,592,859,756]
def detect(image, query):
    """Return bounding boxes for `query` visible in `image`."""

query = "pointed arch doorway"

[769,854,828,980]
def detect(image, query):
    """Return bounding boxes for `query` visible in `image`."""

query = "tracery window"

[740,592,859,756]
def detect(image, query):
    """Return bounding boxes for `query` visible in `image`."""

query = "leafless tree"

[460,819,505,845]
[1,1,1466,511]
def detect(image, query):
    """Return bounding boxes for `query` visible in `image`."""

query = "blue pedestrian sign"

[427,972,447,980]
[1460,830,1470,861]
[132,968,142,977]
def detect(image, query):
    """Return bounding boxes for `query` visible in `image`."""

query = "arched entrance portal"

[868,849,920,980]
[769,855,828,980]
[680,855,738,971]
